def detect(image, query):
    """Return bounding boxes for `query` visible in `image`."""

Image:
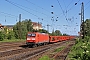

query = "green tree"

[13,19,33,39]
[0,31,5,41]
[63,33,69,36]
[51,30,56,36]
[55,30,62,36]
[50,30,62,36]
[38,29,48,33]
[13,23,19,39]
[27,19,33,32]
[7,31,15,40]
[84,19,90,36]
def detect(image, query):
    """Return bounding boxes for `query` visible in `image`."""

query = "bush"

[7,31,15,40]
[68,36,90,60]
[0,31,5,41]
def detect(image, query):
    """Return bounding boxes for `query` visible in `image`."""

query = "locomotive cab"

[26,32,49,47]
[26,33,36,46]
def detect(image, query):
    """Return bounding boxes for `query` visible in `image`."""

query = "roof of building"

[4,25,14,27]
[0,24,4,28]
[32,22,42,27]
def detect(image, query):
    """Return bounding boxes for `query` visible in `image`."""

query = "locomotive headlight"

[32,38,35,40]
[27,38,30,40]
[27,38,35,40]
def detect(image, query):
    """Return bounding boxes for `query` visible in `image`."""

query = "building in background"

[0,24,4,31]
[32,22,42,30]
[0,22,42,32]
[0,24,13,34]
[4,25,14,34]
[5,25,14,31]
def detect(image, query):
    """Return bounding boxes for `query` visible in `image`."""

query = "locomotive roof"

[28,32,48,35]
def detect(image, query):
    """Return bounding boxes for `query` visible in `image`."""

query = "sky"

[0,0,90,35]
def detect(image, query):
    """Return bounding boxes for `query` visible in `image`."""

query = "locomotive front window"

[32,34,36,37]
[28,34,32,36]
[28,34,36,37]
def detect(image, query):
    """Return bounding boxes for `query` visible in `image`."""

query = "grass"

[54,46,65,52]
[39,55,54,60]
[39,47,65,60]
[0,39,25,43]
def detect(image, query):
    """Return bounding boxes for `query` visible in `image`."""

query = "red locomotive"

[26,32,49,47]
[26,32,75,47]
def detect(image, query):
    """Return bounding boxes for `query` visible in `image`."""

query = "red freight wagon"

[26,32,49,47]
[49,36,60,43]
[69,36,75,40]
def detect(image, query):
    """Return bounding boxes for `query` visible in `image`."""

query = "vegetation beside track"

[54,47,65,52]
[39,46,65,60]
[67,36,90,60]
[39,55,52,60]
[0,39,25,42]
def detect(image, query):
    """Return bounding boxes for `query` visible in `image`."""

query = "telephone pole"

[19,14,22,40]
[47,24,50,33]
[80,2,85,39]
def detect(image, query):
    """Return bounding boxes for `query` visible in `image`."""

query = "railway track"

[53,40,75,60]
[0,42,25,48]
[0,40,75,60]
[0,44,51,60]
[0,42,26,52]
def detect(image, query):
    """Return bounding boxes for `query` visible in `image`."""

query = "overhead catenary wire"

[57,0,81,34]
[5,0,43,20]
[56,0,81,27]
[73,0,90,19]
[69,1,90,36]
[5,0,50,17]
[0,11,17,18]
[64,0,81,24]
[56,0,67,20]
[25,0,58,27]
[3,0,89,35]
[67,0,81,13]
[25,0,58,17]
[0,11,18,22]
[63,0,81,19]
[85,1,90,10]
[56,0,81,21]
[0,11,27,21]
[66,0,74,9]
[25,0,50,13]
[5,0,53,26]
[56,0,73,28]
[85,0,90,6]
[63,0,66,10]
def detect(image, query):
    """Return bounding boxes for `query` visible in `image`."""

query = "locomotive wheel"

[45,42,48,45]
[43,43,46,45]
[33,44,37,48]
[28,45,32,48]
